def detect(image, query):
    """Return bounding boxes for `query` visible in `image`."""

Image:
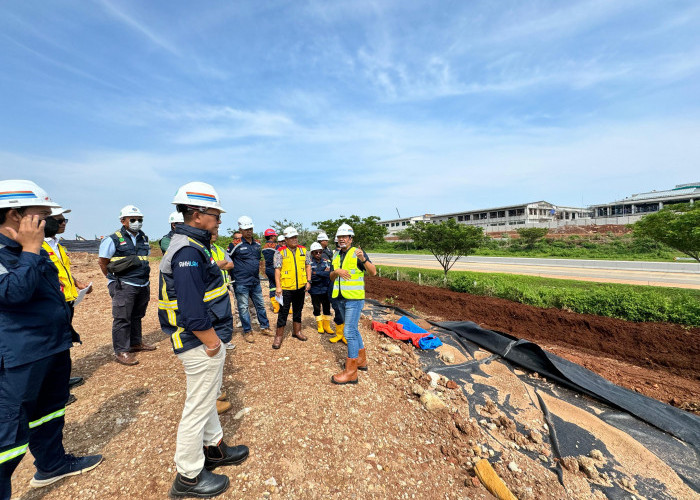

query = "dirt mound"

[366,276,700,414]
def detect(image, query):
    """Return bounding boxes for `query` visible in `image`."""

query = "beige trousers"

[175,345,226,478]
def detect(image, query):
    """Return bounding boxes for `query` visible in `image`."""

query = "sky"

[1,0,699,238]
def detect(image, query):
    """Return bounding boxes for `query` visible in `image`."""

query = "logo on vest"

[178,261,199,267]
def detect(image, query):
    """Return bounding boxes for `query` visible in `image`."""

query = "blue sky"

[1,0,699,238]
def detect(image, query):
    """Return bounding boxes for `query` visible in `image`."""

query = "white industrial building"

[380,182,698,236]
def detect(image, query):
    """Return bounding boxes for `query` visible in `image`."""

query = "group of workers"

[0,178,376,499]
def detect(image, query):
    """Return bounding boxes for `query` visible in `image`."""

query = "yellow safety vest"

[279,246,307,290]
[211,244,231,284]
[332,247,365,300]
[42,241,79,302]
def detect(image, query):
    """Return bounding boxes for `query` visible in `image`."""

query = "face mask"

[129,221,143,232]
[44,217,60,238]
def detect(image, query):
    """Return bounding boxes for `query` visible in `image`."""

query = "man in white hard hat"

[0,180,102,497]
[317,232,333,261]
[98,205,155,366]
[228,216,271,343]
[158,182,248,498]
[329,223,377,385]
[43,206,92,404]
[160,211,184,254]
[272,226,311,349]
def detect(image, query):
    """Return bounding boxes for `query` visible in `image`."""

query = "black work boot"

[169,468,229,498]
[204,440,250,471]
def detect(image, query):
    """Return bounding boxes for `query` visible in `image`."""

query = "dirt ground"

[9,253,698,499]
[365,276,700,415]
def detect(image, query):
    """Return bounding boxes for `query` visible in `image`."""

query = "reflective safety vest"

[42,241,78,302]
[332,247,365,300]
[158,234,233,354]
[108,228,150,285]
[279,245,307,291]
[211,244,231,284]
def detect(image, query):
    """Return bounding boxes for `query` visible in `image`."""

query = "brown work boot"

[216,400,232,414]
[242,331,255,344]
[259,328,273,337]
[114,352,139,366]
[331,358,358,385]
[292,322,307,341]
[272,326,285,349]
[357,348,367,371]
[217,391,227,402]
[129,343,156,352]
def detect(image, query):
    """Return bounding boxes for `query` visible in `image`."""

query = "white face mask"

[128,221,143,232]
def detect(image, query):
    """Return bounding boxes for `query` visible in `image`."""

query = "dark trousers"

[265,271,276,299]
[108,282,150,354]
[276,288,305,327]
[0,350,71,499]
[311,293,331,316]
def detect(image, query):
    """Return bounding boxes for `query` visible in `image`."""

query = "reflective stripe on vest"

[279,246,307,290]
[42,241,78,301]
[332,247,365,299]
[211,244,231,284]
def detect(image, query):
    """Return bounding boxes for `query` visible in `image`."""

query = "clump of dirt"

[366,276,700,414]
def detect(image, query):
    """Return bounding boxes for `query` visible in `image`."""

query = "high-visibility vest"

[211,244,231,284]
[332,247,365,299]
[42,241,78,302]
[107,228,150,285]
[279,245,307,290]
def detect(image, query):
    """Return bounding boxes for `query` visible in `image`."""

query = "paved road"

[370,253,700,289]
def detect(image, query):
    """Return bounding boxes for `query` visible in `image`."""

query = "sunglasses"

[201,212,222,222]
[129,218,143,223]
[56,218,68,224]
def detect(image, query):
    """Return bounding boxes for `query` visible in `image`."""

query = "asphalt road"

[369,253,700,289]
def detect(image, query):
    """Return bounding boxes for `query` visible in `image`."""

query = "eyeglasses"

[129,218,143,223]
[56,218,68,224]
[201,212,222,222]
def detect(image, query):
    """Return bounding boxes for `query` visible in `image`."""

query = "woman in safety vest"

[272,226,311,349]
[329,223,376,385]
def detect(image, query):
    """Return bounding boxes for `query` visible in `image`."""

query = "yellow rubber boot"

[329,323,346,344]
[270,296,280,313]
[322,315,335,334]
[315,316,324,333]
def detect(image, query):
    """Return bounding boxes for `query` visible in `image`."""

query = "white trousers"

[175,345,226,478]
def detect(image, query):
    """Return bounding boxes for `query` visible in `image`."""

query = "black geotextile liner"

[363,299,700,497]
[61,240,101,254]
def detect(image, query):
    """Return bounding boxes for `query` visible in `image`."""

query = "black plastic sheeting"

[60,240,101,254]
[363,299,700,498]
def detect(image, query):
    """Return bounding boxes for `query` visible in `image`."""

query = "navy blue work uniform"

[309,256,331,316]
[0,233,73,498]
[262,242,277,299]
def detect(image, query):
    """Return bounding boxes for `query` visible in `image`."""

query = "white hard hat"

[0,180,60,209]
[317,232,329,242]
[169,211,184,224]
[310,242,323,252]
[334,236,338,243]
[336,223,354,236]
[277,234,286,242]
[238,215,254,230]
[171,181,226,213]
[120,205,144,218]
[50,207,72,216]
[283,226,298,238]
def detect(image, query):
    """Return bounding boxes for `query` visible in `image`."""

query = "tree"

[272,219,316,247]
[313,215,388,249]
[516,227,548,248]
[405,219,483,277]
[633,203,700,262]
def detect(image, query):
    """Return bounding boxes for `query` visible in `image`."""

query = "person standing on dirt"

[43,206,92,405]
[159,181,248,499]
[329,223,376,385]
[309,242,335,335]
[0,180,103,498]
[98,205,156,366]
[272,226,311,349]
[262,228,279,313]
[160,211,184,254]
[229,216,271,343]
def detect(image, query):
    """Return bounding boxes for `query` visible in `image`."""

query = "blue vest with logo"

[107,227,150,285]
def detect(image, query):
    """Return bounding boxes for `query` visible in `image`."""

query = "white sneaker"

[225,342,236,350]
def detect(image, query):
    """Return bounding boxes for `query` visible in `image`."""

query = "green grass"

[375,265,700,326]
[368,235,686,262]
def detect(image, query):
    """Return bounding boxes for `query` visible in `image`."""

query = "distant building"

[590,182,698,220]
